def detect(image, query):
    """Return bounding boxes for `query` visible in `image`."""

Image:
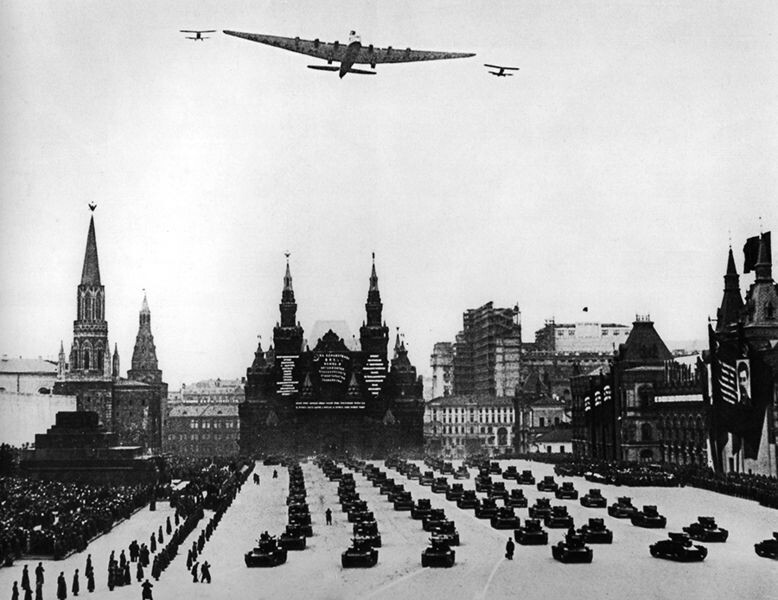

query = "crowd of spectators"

[0,478,153,566]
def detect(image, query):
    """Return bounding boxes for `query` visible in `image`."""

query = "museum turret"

[360,254,390,355]
[274,256,305,356]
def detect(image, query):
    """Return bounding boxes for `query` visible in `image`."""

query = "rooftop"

[427,394,514,408]
[168,404,239,418]
[0,356,57,374]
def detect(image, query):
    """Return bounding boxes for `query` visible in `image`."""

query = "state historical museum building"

[239,258,424,456]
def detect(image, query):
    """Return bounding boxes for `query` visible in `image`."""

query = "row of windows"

[435,426,508,435]
[188,420,237,429]
[168,432,238,441]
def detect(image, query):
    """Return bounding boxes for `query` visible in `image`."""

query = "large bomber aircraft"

[223,30,475,78]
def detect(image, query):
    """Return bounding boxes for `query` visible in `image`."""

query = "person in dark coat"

[505,537,515,560]
[150,534,156,554]
[119,551,127,570]
[21,566,30,592]
[190,562,198,583]
[72,569,79,596]
[166,517,172,536]
[23,586,31,600]
[85,555,92,576]
[56,572,67,600]
[325,508,332,525]
[107,565,115,591]
[35,563,45,586]
[157,527,163,545]
[11,581,19,600]
[86,565,95,593]
[123,564,131,586]
[200,561,211,584]
[136,560,144,582]
[186,549,193,570]
[35,582,43,600]
[141,579,153,600]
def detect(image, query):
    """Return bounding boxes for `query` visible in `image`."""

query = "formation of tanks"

[243,456,776,568]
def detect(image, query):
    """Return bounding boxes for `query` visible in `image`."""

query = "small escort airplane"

[223,30,475,78]
[181,30,216,41]
[484,64,520,77]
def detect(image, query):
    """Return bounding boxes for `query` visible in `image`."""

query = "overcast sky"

[1,1,776,389]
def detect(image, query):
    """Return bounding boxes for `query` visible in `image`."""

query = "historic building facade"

[239,257,424,456]
[706,234,778,476]
[424,394,516,458]
[165,404,240,457]
[570,316,708,465]
[52,211,167,451]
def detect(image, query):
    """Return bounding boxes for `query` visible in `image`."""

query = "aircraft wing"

[223,31,351,62]
[356,45,475,64]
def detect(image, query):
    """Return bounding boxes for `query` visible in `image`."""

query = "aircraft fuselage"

[339,41,362,78]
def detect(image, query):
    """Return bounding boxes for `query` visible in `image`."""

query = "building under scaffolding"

[452,302,522,397]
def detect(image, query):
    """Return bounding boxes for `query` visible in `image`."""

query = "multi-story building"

[514,370,570,453]
[52,209,168,451]
[179,378,245,404]
[707,233,778,476]
[570,315,708,465]
[534,320,631,354]
[240,256,424,456]
[165,404,240,457]
[430,342,454,399]
[424,394,516,458]
[0,356,57,395]
[451,302,522,397]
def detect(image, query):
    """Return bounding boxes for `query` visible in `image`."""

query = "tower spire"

[369,252,379,292]
[80,215,101,286]
[716,246,743,332]
[128,292,161,383]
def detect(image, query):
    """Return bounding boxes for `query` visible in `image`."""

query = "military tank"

[245,534,288,567]
[421,537,456,567]
[608,496,638,519]
[353,521,382,548]
[514,519,548,545]
[682,517,728,542]
[754,532,778,559]
[631,505,667,529]
[445,483,465,501]
[505,488,528,508]
[537,475,559,493]
[341,538,378,568]
[456,490,478,509]
[411,498,433,520]
[552,533,593,564]
[555,481,579,500]
[544,506,574,529]
[491,507,521,530]
[517,470,536,485]
[392,491,414,511]
[487,481,508,501]
[474,498,499,519]
[649,532,707,562]
[278,524,307,551]
[528,497,553,520]
[429,520,460,546]
[578,518,613,544]
[580,488,607,508]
